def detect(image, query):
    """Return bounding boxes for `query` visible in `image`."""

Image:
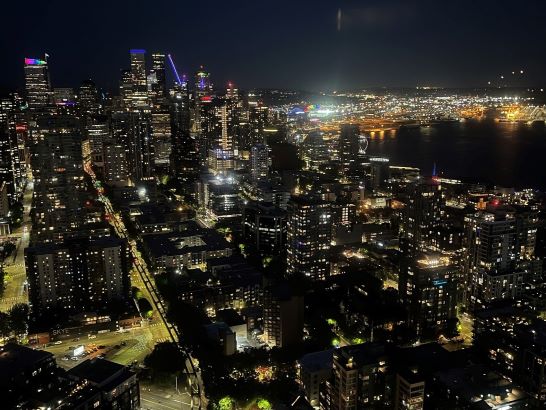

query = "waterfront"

[367,119,546,190]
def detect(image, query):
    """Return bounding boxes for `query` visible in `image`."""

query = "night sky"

[2,0,546,92]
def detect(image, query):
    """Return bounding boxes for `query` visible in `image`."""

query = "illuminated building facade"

[286,196,332,281]
[129,49,148,108]
[399,252,459,337]
[250,143,269,182]
[24,57,51,110]
[25,237,130,314]
[30,115,86,242]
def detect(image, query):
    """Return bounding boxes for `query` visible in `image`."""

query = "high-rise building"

[192,67,213,158]
[129,49,148,108]
[170,80,198,179]
[150,53,166,104]
[250,143,269,182]
[78,79,101,117]
[24,57,51,110]
[399,251,459,338]
[150,110,172,173]
[86,114,110,169]
[286,196,332,281]
[464,206,542,309]
[30,115,86,242]
[400,178,444,256]
[263,284,304,348]
[112,112,154,182]
[369,156,390,191]
[25,237,130,314]
[339,124,361,177]
[103,141,129,186]
[0,113,25,204]
[119,69,133,109]
[324,343,391,409]
[242,201,286,256]
[301,131,329,172]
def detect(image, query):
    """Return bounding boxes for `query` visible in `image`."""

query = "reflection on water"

[366,120,546,189]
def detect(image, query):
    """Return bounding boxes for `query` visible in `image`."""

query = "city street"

[140,384,193,410]
[84,163,205,408]
[0,180,33,312]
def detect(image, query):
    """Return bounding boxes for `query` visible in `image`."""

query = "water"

[366,120,546,190]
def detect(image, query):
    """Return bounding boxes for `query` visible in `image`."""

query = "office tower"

[286,195,332,281]
[24,57,51,110]
[170,81,198,179]
[129,49,148,108]
[103,141,130,186]
[192,67,213,144]
[150,53,166,104]
[399,252,459,338]
[119,69,133,108]
[195,67,213,98]
[150,110,172,173]
[25,237,130,314]
[242,201,286,256]
[339,124,360,177]
[78,79,101,117]
[86,114,110,169]
[30,116,86,242]
[325,343,391,409]
[250,143,269,182]
[400,178,444,255]
[263,284,304,348]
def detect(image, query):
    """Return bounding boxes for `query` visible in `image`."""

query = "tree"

[217,396,235,410]
[256,398,272,410]
[9,303,29,336]
[0,311,10,339]
[144,342,187,374]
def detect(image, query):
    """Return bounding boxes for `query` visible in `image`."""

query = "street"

[0,180,33,312]
[84,162,205,408]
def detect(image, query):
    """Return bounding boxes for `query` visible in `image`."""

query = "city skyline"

[2,3,546,409]
[2,1,546,92]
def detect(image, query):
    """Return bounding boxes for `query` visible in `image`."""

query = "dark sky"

[2,0,546,92]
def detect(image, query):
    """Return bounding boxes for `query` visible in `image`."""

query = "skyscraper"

[463,206,542,309]
[30,115,86,242]
[150,53,166,104]
[286,195,332,281]
[398,251,459,338]
[129,49,148,108]
[339,124,360,177]
[400,178,444,256]
[24,57,51,110]
[250,143,269,182]
[78,79,101,117]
